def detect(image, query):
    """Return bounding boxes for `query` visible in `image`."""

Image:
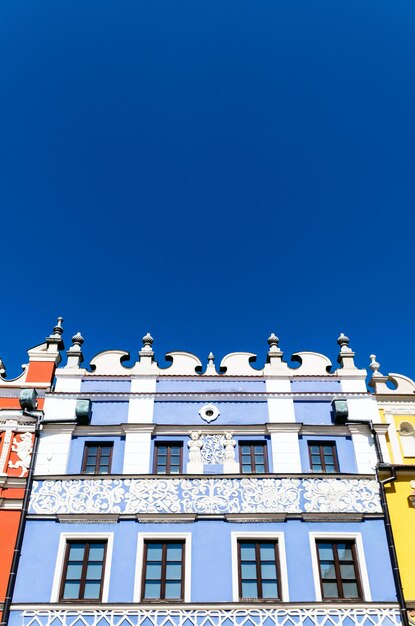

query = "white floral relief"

[29,477,381,515]
[303,478,381,513]
[20,607,402,626]
[181,478,241,513]
[200,435,226,464]
[125,479,181,514]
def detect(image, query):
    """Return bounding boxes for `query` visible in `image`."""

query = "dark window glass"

[142,541,184,600]
[60,541,107,601]
[239,442,268,473]
[238,540,280,600]
[154,443,183,474]
[308,442,339,473]
[317,541,362,600]
[81,443,113,474]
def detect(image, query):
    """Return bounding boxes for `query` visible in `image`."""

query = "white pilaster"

[346,397,379,422]
[128,377,157,423]
[384,411,403,464]
[122,426,154,474]
[348,425,377,474]
[268,426,302,473]
[35,425,75,475]
[265,378,296,422]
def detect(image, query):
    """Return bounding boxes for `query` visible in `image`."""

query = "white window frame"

[51,532,114,602]
[134,532,192,602]
[231,531,289,602]
[309,531,371,601]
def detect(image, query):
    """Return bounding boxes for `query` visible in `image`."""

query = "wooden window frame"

[237,540,281,601]
[308,441,339,473]
[316,540,363,601]
[153,442,183,475]
[81,442,113,474]
[59,540,108,602]
[141,540,185,601]
[239,441,269,474]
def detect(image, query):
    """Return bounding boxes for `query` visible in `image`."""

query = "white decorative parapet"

[18,607,401,626]
[29,476,381,515]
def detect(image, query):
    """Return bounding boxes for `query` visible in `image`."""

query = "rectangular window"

[154,443,183,475]
[238,540,280,600]
[317,540,362,600]
[81,443,113,474]
[60,540,107,601]
[142,541,185,600]
[308,442,339,473]
[239,442,268,473]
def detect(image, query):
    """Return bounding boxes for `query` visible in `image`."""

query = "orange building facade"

[0,319,64,620]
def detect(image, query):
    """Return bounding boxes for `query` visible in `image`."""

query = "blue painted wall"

[81,380,131,392]
[12,518,395,604]
[294,401,333,424]
[299,435,357,474]
[67,436,125,474]
[156,379,266,393]
[154,401,268,425]
[90,401,129,425]
[291,381,341,392]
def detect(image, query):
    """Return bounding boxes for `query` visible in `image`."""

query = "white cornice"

[44,391,371,402]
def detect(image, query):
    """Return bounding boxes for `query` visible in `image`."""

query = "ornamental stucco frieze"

[18,607,401,626]
[29,476,381,516]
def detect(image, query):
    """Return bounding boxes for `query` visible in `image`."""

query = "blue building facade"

[9,332,401,626]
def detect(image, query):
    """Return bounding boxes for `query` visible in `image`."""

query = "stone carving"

[200,435,226,464]
[199,404,220,423]
[29,476,382,516]
[303,478,381,513]
[188,432,203,463]
[8,432,33,477]
[0,428,13,473]
[20,607,402,626]
[224,432,236,462]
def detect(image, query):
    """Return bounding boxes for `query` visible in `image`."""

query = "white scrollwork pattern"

[200,435,226,464]
[29,476,382,516]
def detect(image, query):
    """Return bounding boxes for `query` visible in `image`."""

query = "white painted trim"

[230,531,289,602]
[50,532,114,602]
[308,531,371,602]
[134,532,192,602]
[384,412,403,464]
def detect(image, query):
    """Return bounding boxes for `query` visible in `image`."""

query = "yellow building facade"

[369,355,415,625]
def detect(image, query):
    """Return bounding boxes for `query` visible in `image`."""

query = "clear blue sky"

[1,1,414,379]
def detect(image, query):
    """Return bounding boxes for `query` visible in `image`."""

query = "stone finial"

[336,331,356,369]
[46,316,64,352]
[0,357,5,377]
[72,332,84,348]
[369,354,382,376]
[208,352,215,364]
[65,330,84,367]
[268,333,279,351]
[142,332,154,352]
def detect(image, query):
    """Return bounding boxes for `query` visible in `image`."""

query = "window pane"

[340,564,356,580]
[147,543,163,560]
[318,544,334,560]
[144,581,161,599]
[323,446,333,454]
[254,454,264,463]
[86,564,103,580]
[343,582,359,598]
[146,563,162,579]
[69,544,86,560]
[261,563,277,580]
[323,582,339,597]
[240,543,256,560]
[89,544,105,560]
[309,445,319,454]
[63,582,80,599]
[260,544,275,560]
[241,581,258,598]
[320,562,336,579]
[165,581,181,599]
[325,465,336,473]
[254,445,264,454]
[66,563,83,579]
[337,544,353,560]
[83,582,101,599]
[262,581,278,598]
[255,465,265,473]
[166,544,182,560]
[241,562,257,578]
[166,563,182,580]
[241,465,251,473]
